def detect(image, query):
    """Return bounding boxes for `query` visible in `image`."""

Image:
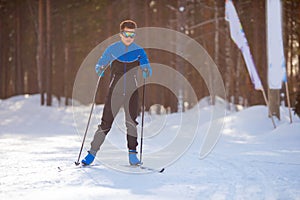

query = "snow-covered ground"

[1,94,300,200]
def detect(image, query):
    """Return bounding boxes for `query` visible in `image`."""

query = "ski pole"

[75,65,107,165]
[139,78,146,164]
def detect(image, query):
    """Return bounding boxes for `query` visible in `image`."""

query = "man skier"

[82,20,152,166]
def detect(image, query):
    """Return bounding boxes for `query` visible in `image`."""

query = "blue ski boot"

[128,149,141,165]
[81,151,95,166]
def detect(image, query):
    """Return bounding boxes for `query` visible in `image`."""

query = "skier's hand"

[142,67,152,78]
[96,65,105,77]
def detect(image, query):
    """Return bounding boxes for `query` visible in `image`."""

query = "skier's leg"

[82,91,122,165]
[125,90,141,165]
[125,90,139,150]
[90,91,123,152]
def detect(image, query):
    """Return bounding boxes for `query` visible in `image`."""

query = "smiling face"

[120,27,135,46]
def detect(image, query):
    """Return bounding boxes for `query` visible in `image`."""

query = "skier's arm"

[95,47,112,77]
[139,49,152,78]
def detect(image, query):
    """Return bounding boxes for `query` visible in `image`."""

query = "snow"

[1,94,300,200]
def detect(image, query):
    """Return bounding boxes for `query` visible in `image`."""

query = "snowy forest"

[0,0,299,111]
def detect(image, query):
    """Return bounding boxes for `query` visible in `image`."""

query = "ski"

[58,163,165,173]
[120,164,165,173]
[139,165,165,173]
[57,163,101,172]
[57,165,80,172]
[57,164,84,172]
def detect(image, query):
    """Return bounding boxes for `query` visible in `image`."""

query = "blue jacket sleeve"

[95,47,112,76]
[139,49,152,77]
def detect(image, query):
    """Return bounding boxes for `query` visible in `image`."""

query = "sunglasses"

[121,31,136,38]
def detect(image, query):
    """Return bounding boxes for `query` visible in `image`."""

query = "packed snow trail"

[0,95,299,200]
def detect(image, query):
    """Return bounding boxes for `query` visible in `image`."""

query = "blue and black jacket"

[95,41,152,95]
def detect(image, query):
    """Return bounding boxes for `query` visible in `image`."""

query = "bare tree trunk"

[214,0,219,71]
[234,53,241,105]
[212,0,220,105]
[0,15,3,98]
[15,1,23,94]
[64,45,69,106]
[38,0,45,105]
[46,0,52,106]
[176,0,187,111]
[268,89,280,119]
[64,10,71,106]
[64,3,79,106]
[224,19,232,105]
[2,19,9,98]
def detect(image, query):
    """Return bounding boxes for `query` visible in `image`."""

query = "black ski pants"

[91,89,139,152]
